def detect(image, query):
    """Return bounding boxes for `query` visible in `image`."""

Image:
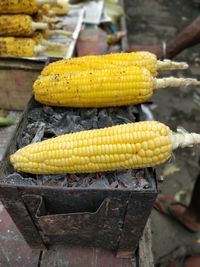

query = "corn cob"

[0,15,48,37]
[32,31,71,50]
[41,51,188,77]
[34,66,200,108]
[10,121,200,174]
[0,37,64,57]
[0,0,59,15]
[0,37,37,57]
[51,0,69,15]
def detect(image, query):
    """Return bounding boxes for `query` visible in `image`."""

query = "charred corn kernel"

[0,15,48,37]
[0,36,63,57]
[10,121,173,174]
[0,37,36,57]
[0,0,58,14]
[41,51,188,77]
[34,66,200,108]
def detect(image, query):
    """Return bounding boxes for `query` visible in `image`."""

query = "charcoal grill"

[0,98,157,258]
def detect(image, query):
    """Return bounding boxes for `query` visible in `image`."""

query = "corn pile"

[9,51,200,175]
[34,51,200,108]
[0,0,70,57]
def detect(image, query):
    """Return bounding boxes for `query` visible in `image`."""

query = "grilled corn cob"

[41,51,188,77]
[52,0,69,15]
[0,37,63,57]
[34,66,200,108]
[10,121,200,174]
[0,37,38,57]
[0,0,59,14]
[0,15,48,37]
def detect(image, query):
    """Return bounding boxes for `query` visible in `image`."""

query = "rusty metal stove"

[0,98,157,258]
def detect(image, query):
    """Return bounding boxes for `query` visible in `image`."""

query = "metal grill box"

[0,98,157,258]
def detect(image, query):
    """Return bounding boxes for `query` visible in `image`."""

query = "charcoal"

[43,106,54,116]
[9,100,152,189]
[97,115,113,128]
[117,170,136,188]
[82,108,98,119]
[27,108,43,121]
[6,173,36,185]
[80,119,94,129]
[89,178,110,188]
[19,133,31,148]
[31,122,45,143]
[37,174,67,187]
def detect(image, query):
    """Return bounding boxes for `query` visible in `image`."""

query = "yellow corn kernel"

[41,51,189,77]
[0,0,38,14]
[0,15,47,37]
[10,121,173,174]
[34,66,154,108]
[0,0,58,15]
[42,51,158,76]
[34,64,200,108]
[0,37,36,57]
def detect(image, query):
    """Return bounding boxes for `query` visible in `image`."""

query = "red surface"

[0,203,135,267]
[0,203,40,267]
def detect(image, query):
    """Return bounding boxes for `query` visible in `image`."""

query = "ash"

[6,101,154,190]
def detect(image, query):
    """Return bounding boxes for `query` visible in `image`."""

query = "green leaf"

[0,117,18,127]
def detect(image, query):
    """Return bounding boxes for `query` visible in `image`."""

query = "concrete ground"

[124,0,200,266]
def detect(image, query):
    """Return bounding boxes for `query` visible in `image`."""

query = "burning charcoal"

[92,117,98,128]
[97,116,113,128]
[80,119,94,129]
[31,122,46,143]
[82,108,98,119]
[137,178,151,190]
[43,106,54,116]
[71,124,84,133]
[98,109,108,117]
[128,105,138,116]
[6,173,36,185]
[67,174,81,187]
[55,114,81,134]
[135,170,145,179]
[110,181,119,188]
[19,132,31,147]
[116,170,136,188]
[42,124,57,138]
[89,177,110,188]
[53,113,63,121]
[110,107,136,124]
[36,174,67,187]
[73,173,95,188]
[28,108,43,121]
[10,99,151,189]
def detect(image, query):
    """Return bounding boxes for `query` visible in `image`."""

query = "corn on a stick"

[41,51,188,77]
[34,66,200,108]
[51,0,70,15]
[32,31,68,49]
[47,30,73,38]
[0,37,64,57]
[0,15,48,37]
[10,121,200,174]
[0,0,59,14]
